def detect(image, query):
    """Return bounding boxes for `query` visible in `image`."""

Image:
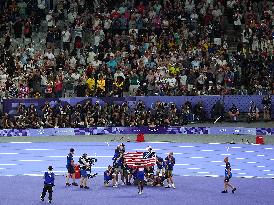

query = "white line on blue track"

[0,164,17,166]
[175,164,190,166]
[19,160,43,162]
[201,150,214,152]
[179,146,194,148]
[187,168,201,170]
[236,158,246,160]
[247,162,257,164]
[0,153,19,155]
[245,151,255,153]
[190,157,204,159]
[10,142,32,144]
[265,148,273,150]
[257,155,265,157]
[210,161,222,163]
[231,147,242,148]
[257,166,265,168]
[24,149,53,151]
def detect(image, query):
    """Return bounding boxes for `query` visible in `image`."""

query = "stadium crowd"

[0,0,273,101]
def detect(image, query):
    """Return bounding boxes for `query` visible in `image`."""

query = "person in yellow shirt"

[97,75,106,96]
[168,63,180,75]
[86,75,96,96]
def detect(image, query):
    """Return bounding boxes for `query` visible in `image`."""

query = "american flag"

[124,151,156,168]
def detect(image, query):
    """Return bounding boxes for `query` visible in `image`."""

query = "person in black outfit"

[262,95,271,121]
[40,166,55,204]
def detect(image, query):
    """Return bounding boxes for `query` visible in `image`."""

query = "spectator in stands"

[262,95,272,121]
[228,104,240,122]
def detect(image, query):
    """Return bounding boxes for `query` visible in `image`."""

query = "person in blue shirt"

[104,165,117,187]
[165,152,175,189]
[222,157,237,193]
[156,156,165,176]
[40,166,55,204]
[135,164,145,195]
[66,148,78,186]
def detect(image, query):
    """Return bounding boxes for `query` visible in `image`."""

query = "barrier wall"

[3,96,274,118]
[0,127,273,137]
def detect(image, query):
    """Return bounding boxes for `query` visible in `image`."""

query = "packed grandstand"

[0,0,273,128]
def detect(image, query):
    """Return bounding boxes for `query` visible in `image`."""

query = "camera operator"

[262,95,271,121]
[248,101,259,122]
[78,153,90,189]
[104,165,117,187]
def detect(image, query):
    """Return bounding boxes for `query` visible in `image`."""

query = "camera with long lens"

[80,155,98,178]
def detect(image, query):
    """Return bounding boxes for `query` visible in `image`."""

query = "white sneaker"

[172,184,176,189]
[112,185,118,188]
[165,184,171,188]
[138,191,142,195]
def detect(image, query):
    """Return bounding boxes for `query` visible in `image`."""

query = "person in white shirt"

[62,27,71,52]
[46,11,55,28]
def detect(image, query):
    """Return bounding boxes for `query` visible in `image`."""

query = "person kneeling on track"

[104,165,117,187]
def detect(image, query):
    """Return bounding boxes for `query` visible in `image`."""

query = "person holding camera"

[78,153,90,189]
[248,101,259,122]
[40,166,55,204]
[228,104,240,122]
[262,95,271,121]
[66,148,78,187]
[104,165,117,187]
[165,152,176,189]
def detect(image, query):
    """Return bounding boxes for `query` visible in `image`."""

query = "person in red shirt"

[54,76,63,98]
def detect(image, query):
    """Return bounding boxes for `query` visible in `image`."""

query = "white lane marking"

[205,175,219,177]
[251,144,260,146]
[263,170,271,172]
[220,165,225,167]
[270,159,274,161]
[240,176,254,178]
[175,164,190,166]
[165,152,182,155]
[146,142,169,144]
[236,158,245,160]
[190,157,204,159]
[208,143,220,144]
[0,153,19,155]
[10,142,32,144]
[257,155,265,157]
[197,172,209,174]
[265,148,273,150]
[245,151,255,153]
[267,174,274,176]
[0,168,5,170]
[25,149,53,151]
[247,162,257,164]
[19,160,43,162]
[133,149,161,151]
[91,167,108,169]
[220,154,231,156]
[179,146,194,148]
[23,174,43,176]
[201,150,214,152]
[231,147,242,149]
[0,164,17,166]
[47,156,113,158]
[237,173,246,175]
[257,166,265,168]
[210,161,222,163]
[183,175,190,176]
[187,168,201,170]
[233,169,241,171]
[5,175,15,176]
[42,171,66,173]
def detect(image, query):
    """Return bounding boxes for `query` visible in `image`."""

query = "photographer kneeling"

[104,165,117,187]
[79,153,90,189]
